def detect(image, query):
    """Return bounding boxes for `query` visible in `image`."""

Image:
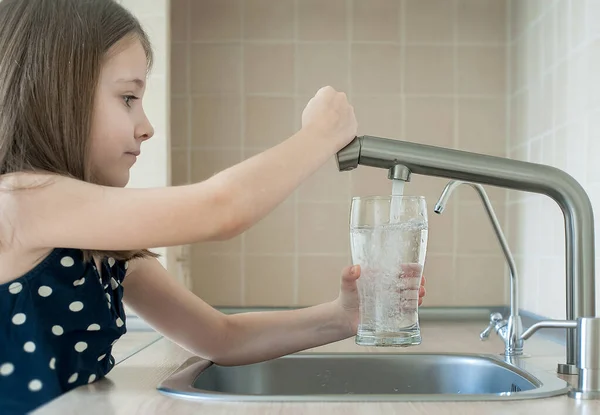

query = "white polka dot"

[29,379,42,392]
[107,302,111,309]
[73,278,85,287]
[8,282,22,294]
[60,256,75,267]
[69,301,84,312]
[24,341,36,353]
[0,363,14,376]
[105,293,111,302]
[38,286,52,297]
[88,374,97,383]
[12,313,26,325]
[52,325,64,336]
[108,257,116,268]
[50,358,56,370]
[116,317,124,328]
[74,342,88,352]
[124,261,129,270]
[110,278,119,290]
[68,373,78,384]
[97,354,106,362]
[87,324,100,331]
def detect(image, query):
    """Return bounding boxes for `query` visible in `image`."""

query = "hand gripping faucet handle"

[480,313,504,341]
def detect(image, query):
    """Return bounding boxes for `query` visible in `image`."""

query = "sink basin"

[157,353,569,402]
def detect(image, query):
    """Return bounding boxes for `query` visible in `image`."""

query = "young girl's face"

[89,37,154,187]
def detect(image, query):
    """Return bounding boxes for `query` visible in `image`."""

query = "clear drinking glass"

[350,196,428,347]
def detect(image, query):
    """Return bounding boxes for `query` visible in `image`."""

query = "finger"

[421,276,426,287]
[341,264,360,282]
[418,297,423,306]
[316,85,335,97]
[400,263,423,277]
[419,286,426,298]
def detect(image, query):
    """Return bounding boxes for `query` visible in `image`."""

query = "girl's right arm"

[3,86,357,252]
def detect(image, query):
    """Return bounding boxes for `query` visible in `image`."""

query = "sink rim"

[157,352,570,402]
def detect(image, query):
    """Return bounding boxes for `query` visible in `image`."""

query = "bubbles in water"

[351,221,427,336]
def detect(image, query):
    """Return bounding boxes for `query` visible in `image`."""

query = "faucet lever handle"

[480,312,504,341]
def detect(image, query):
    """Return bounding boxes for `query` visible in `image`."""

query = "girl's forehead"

[102,39,148,80]
[104,40,148,74]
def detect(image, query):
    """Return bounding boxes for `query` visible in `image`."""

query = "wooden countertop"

[33,322,600,414]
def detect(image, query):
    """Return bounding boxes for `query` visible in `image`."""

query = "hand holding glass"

[350,196,428,347]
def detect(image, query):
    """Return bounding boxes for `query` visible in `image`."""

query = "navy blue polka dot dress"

[0,248,128,414]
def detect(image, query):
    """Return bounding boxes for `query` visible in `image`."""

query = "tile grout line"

[452,0,459,305]
[293,0,300,306]
[240,1,246,307]
[533,4,543,312]
[192,252,508,259]
[171,40,509,47]
[400,0,406,142]
[185,0,193,291]
[346,0,353,264]
[542,1,558,314]
[504,0,513,306]
[185,0,192,186]
[172,92,512,99]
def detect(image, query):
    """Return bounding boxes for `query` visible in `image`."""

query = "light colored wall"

[508,0,600,318]
[120,0,171,268]
[170,0,510,308]
[120,0,198,322]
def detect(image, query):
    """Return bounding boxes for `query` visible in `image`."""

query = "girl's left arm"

[122,257,352,366]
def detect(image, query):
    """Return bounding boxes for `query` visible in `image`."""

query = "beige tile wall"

[170,0,509,308]
[508,0,600,318]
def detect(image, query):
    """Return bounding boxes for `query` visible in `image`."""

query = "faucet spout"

[434,180,519,319]
[434,180,523,356]
[336,135,596,374]
[520,320,578,341]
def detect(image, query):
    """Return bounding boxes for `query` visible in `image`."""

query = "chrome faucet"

[433,180,524,357]
[336,135,596,377]
[521,318,600,399]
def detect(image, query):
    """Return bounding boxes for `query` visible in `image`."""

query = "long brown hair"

[0,0,158,262]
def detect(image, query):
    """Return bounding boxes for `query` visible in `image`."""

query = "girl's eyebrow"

[115,78,145,88]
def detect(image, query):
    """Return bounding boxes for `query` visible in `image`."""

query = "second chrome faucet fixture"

[433,180,524,358]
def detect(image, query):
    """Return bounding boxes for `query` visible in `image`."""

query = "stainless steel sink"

[157,353,569,402]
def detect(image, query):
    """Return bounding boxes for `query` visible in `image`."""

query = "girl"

[0,0,426,413]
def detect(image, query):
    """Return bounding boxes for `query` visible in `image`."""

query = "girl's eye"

[123,95,139,107]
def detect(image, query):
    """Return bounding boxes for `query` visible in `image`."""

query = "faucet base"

[503,352,529,358]
[558,363,579,375]
[568,389,600,400]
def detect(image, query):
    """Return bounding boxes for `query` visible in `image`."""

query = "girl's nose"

[136,111,154,141]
